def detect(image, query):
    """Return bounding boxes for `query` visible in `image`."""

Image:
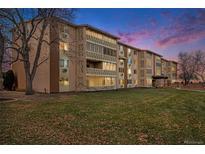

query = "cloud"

[156,9,205,47]
[157,29,205,47]
[117,30,153,44]
[116,9,205,49]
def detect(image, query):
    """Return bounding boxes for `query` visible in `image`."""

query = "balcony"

[119,50,127,59]
[86,51,116,63]
[86,35,117,49]
[86,68,117,77]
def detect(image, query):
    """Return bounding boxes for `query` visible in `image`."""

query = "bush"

[3,70,15,91]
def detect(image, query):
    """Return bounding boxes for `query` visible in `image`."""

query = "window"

[146,69,152,74]
[156,63,161,67]
[134,69,137,74]
[128,48,131,57]
[60,78,69,86]
[120,59,124,66]
[140,60,144,67]
[127,79,132,84]
[59,42,68,51]
[103,62,116,71]
[140,53,144,58]
[140,79,144,85]
[65,60,69,68]
[140,70,145,77]
[128,58,132,65]
[128,68,131,74]
[134,50,137,55]
[146,60,152,68]
[120,79,124,85]
[146,53,152,59]
[64,79,69,86]
[119,68,124,72]
[120,51,124,56]
[91,43,94,51]
[59,59,64,67]
[87,76,116,87]
[103,47,116,57]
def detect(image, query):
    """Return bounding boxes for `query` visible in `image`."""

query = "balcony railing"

[86,51,117,63]
[86,35,117,49]
[86,85,116,91]
[86,68,117,76]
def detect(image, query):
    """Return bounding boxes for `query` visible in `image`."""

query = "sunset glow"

[75,8,205,60]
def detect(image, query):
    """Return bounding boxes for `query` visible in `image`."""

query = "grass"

[0,88,205,144]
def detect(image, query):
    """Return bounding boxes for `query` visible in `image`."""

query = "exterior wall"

[154,55,162,76]
[12,18,178,93]
[49,20,59,93]
[167,61,177,83]
[118,43,139,88]
[12,22,51,93]
[118,44,127,88]
[58,22,78,92]
[161,59,168,76]
[138,51,153,87]
[74,27,87,91]
[85,28,118,91]
[138,51,163,87]
[32,25,50,93]
[127,48,138,88]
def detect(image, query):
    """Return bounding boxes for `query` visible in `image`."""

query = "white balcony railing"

[86,68,117,76]
[86,51,116,63]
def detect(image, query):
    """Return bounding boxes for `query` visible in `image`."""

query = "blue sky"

[74,8,205,60]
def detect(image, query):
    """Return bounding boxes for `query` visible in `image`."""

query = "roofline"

[50,17,120,39]
[78,24,120,39]
[118,42,163,57]
[161,58,169,61]
[11,17,177,62]
[51,16,78,28]
[170,60,178,64]
[141,49,163,57]
[161,58,178,63]
[118,41,142,51]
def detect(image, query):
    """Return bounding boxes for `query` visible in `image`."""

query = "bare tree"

[193,50,205,84]
[0,8,75,94]
[178,52,196,85]
[0,28,5,89]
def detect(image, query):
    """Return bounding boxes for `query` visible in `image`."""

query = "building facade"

[12,18,178,93]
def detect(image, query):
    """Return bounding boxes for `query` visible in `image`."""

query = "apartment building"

[167,61,178,84]
[12,17,119,93]
[12,17,178,93]
[137,50,163,87]
[118,42,140,88]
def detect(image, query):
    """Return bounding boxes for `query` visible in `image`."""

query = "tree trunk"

[0,63,3,90]
[24,56,33,95]
[25,74,33,95]
[0,30,4,90]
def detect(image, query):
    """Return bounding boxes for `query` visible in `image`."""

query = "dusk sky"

[74,9,205,60]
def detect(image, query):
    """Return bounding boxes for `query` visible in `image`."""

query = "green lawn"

[0,88,205,144]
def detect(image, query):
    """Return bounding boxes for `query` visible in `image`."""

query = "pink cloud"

[117,9,205,50]
[117,30,154,44]
[157,30,205,47]
[156,9,205,47]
